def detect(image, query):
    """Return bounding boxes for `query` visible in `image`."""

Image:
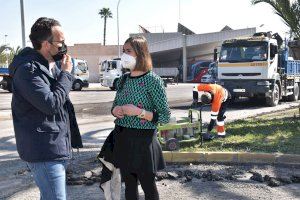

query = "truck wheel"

[6,77,12,93]
[266,83,280,107]
[2,77,12,93]
[72,80,83,91]
[7,83,12,93]
[287,83,299,101]
[110,78,119,91]
[166,138,179,151]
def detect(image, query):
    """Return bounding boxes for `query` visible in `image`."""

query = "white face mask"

[121,53,136,70]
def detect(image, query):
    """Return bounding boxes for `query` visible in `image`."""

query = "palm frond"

[252,0,300,38]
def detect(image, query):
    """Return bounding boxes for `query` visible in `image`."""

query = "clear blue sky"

[0,0,290,48]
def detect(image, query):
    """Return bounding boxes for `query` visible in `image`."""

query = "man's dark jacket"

[9,47,83,162]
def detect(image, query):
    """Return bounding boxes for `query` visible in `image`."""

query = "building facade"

[68,27,256,83]
[68,43,120,83]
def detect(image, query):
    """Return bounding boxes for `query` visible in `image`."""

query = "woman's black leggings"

[122,171,159,200]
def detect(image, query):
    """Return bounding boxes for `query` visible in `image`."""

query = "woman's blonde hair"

[124,36,152,72]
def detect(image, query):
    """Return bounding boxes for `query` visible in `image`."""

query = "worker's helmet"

[200,92,212,104]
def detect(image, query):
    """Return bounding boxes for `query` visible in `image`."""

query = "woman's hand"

[122,104,142,116]
[112,106,124,118]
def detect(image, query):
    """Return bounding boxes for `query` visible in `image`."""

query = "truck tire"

[72,80,83,91]
[7,83,12,93]
[287,83,299,101]
[164,80,167,88]
[2,77,12,93]
[110,78,119,91]
[266,83,280,107]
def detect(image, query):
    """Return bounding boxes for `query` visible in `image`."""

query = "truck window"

[270,44,277,60]
[111,61,117,69]
[77,61,88,73]
[100,61,106,71]
[220,41,268,62]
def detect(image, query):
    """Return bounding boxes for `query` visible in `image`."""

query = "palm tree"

[0,45,9,54]
[0,45,21,65]
[98,8,113,46]
[0,45,11,65]
[252,0,300,39]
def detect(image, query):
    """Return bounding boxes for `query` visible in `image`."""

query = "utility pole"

[178,0,181,23]
[182,34,187,82]
[20,0,26,48]
[117,0,121,58]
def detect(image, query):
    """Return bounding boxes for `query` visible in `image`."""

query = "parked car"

[200,62,218,83]
[187,60,213,83]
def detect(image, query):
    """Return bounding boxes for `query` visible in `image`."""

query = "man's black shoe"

[217,135,226,139]
[202,133,215,141]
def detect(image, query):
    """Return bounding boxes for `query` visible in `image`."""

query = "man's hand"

[112,106,124,118]
[61,54,73,73]
[122,104,142,116]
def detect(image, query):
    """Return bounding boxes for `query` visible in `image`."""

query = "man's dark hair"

[29,17,61,50]
[201,92,213,104]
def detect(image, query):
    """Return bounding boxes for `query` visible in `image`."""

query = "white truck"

[217,32,300,106]
[71,58,89,91]
[99,59,178,90]
[0,58,89,92]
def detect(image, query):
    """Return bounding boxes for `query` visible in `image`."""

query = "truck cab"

[71,58,89,91]
[218,32,300,106]
[218,34,281,106]
[99,59,124,90]
[0,66,11,92]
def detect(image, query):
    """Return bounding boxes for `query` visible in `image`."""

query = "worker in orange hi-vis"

[193,83,231,140]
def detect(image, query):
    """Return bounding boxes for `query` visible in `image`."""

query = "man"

[193,83,230,140]
[253,46,267,60]
[9,17,82,200]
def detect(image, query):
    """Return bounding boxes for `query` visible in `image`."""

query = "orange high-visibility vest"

[196,83,228,135]
[196,83,227,119]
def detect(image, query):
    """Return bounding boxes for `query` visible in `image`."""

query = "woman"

[112,35,170,200]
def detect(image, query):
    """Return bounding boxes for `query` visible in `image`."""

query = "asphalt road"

[0,83,300,199]
[1,83,299,161]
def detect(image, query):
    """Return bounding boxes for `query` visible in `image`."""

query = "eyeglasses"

[50,40,65,44]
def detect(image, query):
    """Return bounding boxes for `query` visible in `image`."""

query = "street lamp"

[4,34,7,45]
[4,35,9,67]
[117,0,121,58]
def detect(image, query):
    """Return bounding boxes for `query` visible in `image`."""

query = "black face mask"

[52,42,68,62]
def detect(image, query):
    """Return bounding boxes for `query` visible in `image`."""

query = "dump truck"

[217,32,300,106]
